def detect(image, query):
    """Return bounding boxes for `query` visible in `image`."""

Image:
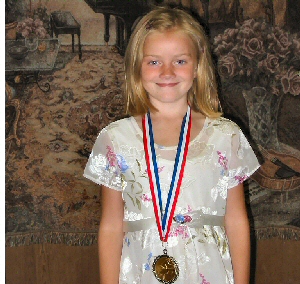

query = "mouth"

[156,83,179,87]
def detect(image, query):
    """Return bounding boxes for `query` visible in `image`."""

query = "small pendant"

[152,249,179,284]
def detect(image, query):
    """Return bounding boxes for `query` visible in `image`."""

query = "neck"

[149,101,189,120]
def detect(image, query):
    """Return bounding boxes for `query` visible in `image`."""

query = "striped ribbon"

[142,106,192,242]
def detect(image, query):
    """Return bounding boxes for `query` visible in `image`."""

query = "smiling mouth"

[156,83,179,87]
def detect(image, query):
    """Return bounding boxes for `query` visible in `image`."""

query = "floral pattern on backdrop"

[17,17,49,39]
[214,19,300,97]
[213,19,300,150]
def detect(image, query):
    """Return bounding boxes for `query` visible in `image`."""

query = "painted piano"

[84,0,163,55]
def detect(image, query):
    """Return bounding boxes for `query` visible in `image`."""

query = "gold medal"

[152,249,179,284]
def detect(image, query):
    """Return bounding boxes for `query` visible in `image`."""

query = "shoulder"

[206,116,240,135]
[93,117,135,143]
[100,117,134,135]
[96,116,141,147]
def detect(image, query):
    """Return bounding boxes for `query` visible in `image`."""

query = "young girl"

[84,6,260,284]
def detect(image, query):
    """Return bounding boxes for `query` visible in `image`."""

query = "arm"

[225,183,250,284]
[98,185,124,284]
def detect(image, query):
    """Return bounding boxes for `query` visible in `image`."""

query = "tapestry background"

[5,0,300,255]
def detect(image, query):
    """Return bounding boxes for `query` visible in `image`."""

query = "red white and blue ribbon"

[142,106,192,242]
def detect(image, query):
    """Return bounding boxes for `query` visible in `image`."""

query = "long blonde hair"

[124,6,221,118]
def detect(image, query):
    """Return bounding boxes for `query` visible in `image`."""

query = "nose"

[159,64,175,79]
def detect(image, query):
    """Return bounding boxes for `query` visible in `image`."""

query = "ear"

[194,66,197,78]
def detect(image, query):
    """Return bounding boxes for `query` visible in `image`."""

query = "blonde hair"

[124,6,221,118]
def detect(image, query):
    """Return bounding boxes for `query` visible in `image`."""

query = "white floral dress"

[84,116,260,284]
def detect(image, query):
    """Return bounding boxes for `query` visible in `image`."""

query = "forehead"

[143,29,196,56]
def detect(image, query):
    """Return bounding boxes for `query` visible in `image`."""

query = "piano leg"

[116,17,124,51]
[104,13,110,44]
[123,20,133,55]
[200,0,210,23]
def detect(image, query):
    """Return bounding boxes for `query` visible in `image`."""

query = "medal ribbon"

[142,106,192,242]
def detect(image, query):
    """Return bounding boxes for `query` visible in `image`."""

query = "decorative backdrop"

[5,0,300,247]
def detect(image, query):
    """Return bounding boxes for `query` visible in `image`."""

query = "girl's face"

[141,28,197,107]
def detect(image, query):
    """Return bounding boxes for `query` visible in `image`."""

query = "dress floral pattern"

[84,116,260,284]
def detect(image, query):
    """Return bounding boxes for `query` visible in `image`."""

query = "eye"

[149,60,160,66]
[175,59,187,65]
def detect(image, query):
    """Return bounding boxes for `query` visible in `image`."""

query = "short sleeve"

[83,127,123,191]
[227,127,260,189]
